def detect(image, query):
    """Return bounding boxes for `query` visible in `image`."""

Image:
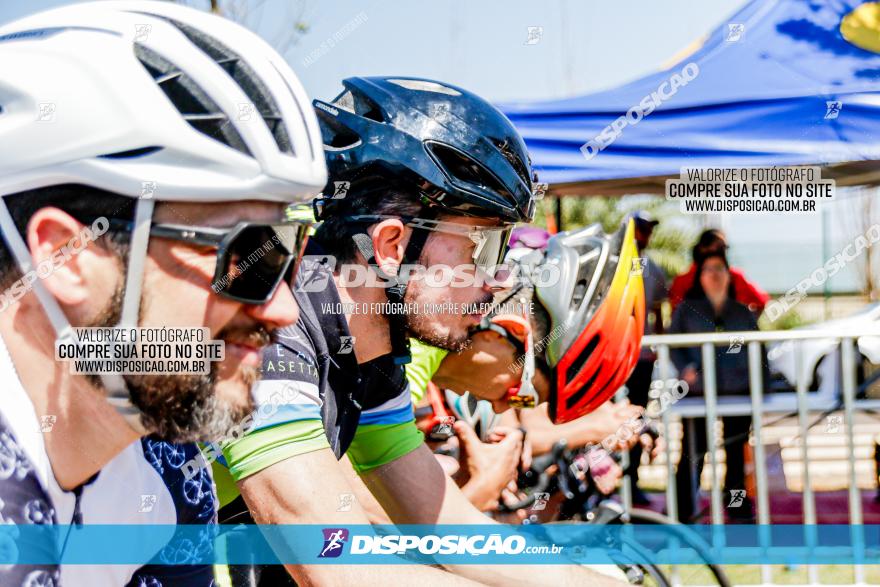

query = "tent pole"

[822,203,831,320]
[555,196,563,233]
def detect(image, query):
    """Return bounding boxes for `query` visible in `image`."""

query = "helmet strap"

[350,207,436,364]
[101,198,154,433]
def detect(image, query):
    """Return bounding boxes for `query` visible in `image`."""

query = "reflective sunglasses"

[347,215,513,276]
[107,217,311,305]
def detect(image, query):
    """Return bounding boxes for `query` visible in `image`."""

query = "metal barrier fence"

[628,327,880,586]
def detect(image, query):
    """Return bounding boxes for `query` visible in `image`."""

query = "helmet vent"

[135,13,295,156]
[572,279,588,306]
[134,43,252,157]
[98,146,163,159]
[491,138,530,188]
[427,142,513,201]
[334,89,385,123]
[334,91,357,114]
[572,250,599,306]
[584,241,618,318]
[564,333,600,391]
[362,107,385,123]
[315,108,362,149]
[269,61,317,162]
[565,369,599,412]
[387,79,461,96]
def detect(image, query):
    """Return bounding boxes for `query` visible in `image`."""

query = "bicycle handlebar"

[497,419,662,513]
[496,439,566,512]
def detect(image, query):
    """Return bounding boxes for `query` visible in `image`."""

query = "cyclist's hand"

[615,404,647,452]
[455,421,522,511]
[499,482,529,520]
[589,401,645,452]
[488,426,532,472]
[640,430,664,462]
[588,448,622,495]
[593,459,622,496]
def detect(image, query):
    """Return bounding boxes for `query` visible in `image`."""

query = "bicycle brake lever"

[585,500,625,525]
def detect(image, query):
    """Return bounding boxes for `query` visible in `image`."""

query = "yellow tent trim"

[661,34,708,70]
[841,2,880,54]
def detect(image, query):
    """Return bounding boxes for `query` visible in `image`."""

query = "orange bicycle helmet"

[536,220,645,423]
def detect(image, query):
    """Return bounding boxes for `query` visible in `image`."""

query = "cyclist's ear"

[26,207,115,311]
[369,218,408,274]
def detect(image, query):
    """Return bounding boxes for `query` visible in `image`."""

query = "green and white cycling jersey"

[209,249,424,508]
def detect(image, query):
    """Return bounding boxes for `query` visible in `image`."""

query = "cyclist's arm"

[339,452,394,525]
[360,443,626,586]
[432,329,522,398]
[237,444,482,586]
[518,402,644,455]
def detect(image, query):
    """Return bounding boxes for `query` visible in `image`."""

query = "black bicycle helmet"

[312,76,537,365]
[313,76,536,223]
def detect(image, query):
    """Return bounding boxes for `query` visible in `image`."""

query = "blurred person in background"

[624,211,667,506]
[669,249,763,522]
[669,229,770,317]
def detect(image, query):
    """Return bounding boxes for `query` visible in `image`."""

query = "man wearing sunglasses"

[0,2,325,585]
[213,77,624,586]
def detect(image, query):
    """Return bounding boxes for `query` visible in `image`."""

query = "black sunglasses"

[107,218,311,305]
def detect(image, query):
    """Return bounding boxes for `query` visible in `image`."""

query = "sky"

[0,0,748,102]
[0,0,871,296]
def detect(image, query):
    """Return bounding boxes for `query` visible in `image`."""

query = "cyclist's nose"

[243,283,299,329]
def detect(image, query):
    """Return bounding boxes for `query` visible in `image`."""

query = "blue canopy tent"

[501,0,880,196]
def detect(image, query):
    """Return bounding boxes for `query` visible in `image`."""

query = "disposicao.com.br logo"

[318,530,562,557]
[318,528,349,558]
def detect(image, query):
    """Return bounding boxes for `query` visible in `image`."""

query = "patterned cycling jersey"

[0,335,217,587]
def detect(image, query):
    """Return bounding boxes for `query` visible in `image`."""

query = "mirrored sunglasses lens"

[271,224,301,256]
[220,224,305,303]
[473,229,510,274]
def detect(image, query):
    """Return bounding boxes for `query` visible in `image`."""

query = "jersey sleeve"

[218,419,329,484]
[405,339,449,403]
[346,379,424,474]
[346,421,424,474]
[212,325,331,505]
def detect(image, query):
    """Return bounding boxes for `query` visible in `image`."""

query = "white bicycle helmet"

[444,389,501,443]
[0,1,327,431]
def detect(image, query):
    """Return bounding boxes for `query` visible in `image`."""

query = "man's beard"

[402,283,493,352]
[87,282,265,443]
